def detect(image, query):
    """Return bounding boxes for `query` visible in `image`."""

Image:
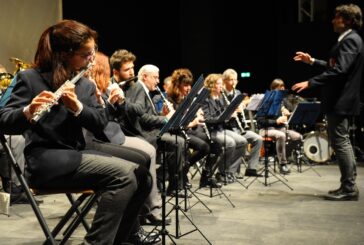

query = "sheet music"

[246,93,264,111]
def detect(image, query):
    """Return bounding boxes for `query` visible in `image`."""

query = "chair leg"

[60,194,99,245]
[0,133,57,245]
[66,193,91,232]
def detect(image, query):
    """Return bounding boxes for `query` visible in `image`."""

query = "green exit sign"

[240,72,251,78]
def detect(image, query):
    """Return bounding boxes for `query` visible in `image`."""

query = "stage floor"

[1,162,363,245]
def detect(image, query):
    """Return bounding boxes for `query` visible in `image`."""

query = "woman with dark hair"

[0,20,151,244]
[167,68,221,188]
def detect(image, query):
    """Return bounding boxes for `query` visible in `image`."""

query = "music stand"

[247,90,293,190]
[245,94,264,132]
[174,88,213,213]
[288,102,322,175]
[200,94,245,207]
[155,75,212,245]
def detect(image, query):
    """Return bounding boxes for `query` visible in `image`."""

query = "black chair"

[0,132,98,245]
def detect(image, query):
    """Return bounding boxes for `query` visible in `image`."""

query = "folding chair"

[0,132,98,245]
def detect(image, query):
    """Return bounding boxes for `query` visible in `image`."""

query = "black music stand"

[247,90,293,190]
[155,75,211,245]
[175,88,212,213]
[288,102,322,175]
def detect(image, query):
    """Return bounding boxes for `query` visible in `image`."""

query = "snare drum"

[303,132,333,163]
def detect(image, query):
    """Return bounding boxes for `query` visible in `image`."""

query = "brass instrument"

[0,73,14,91]
[221,91,246,135]
[9,57,32,75]
[31,63,93,123]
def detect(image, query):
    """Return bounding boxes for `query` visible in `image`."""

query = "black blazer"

[0,69,107,186]
[202,96,227,131]
[125,81,167,146]
[309,30,364,115]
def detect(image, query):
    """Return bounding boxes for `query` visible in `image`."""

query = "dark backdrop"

[63,0,364,98]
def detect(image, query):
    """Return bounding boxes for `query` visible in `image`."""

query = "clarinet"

[221,90,246,135]
[155,86,174,112]
[155,86,190,140]
[31,63,93,123]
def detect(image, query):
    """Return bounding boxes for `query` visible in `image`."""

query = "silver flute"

[221,90,246,135]
[31,63,93,123]
[118,75,138,87]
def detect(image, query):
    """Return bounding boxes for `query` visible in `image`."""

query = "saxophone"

[221,90,246,135]
[31,63,93,123]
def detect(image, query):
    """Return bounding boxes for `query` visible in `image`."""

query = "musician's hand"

[231,111,238,119]
[108,87,124,105]
[293,51,313,64]
[292,81,309,93]
[281,106,291,117]
[61,82,82,113]
[24,91,57,121]
[188,117,200,128]
[236,104,244,113]
[276,116,287,125]
[162,104,169,116]
[165,108,175,120]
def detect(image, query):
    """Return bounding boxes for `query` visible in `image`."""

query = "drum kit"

[302,120,333,163]
[284,95,334,164]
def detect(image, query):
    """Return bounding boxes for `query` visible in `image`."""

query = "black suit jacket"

[202,96,227,131]
[0,69,107,186]
[125,81,167,146]
[309,30,364,115]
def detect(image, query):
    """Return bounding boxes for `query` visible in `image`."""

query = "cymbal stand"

[293,139,321,177]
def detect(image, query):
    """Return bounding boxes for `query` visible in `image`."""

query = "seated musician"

[202,73,246,183]
[124,64,186,198]
[0,20,151,244]
[222,68,263,177]
[166,68,221,188]
[84,51,168,239]
[256,78,303,174]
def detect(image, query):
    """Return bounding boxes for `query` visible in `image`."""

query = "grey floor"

[0,162,363,245]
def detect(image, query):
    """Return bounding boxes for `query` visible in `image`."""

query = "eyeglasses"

[75,46,97,60]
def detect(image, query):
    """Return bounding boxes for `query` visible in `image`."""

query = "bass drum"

[303,132,333,163]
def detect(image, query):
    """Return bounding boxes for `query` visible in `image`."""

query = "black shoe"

[324,190,359,201]
[244,169,263,177]
[127,227,161,245]
[184,182,193,189]
[199,177,222,188]
[234,172,245,179]
[10,191,43,205]
[328,187,343,195]
[215,172,234,184]
[166,189,190,198]
[142,213,171,226]
[279,164,291,175]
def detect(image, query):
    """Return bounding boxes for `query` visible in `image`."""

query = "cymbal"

[9,57,32,73]
[9,57,23,63]
[0,72,14,79]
